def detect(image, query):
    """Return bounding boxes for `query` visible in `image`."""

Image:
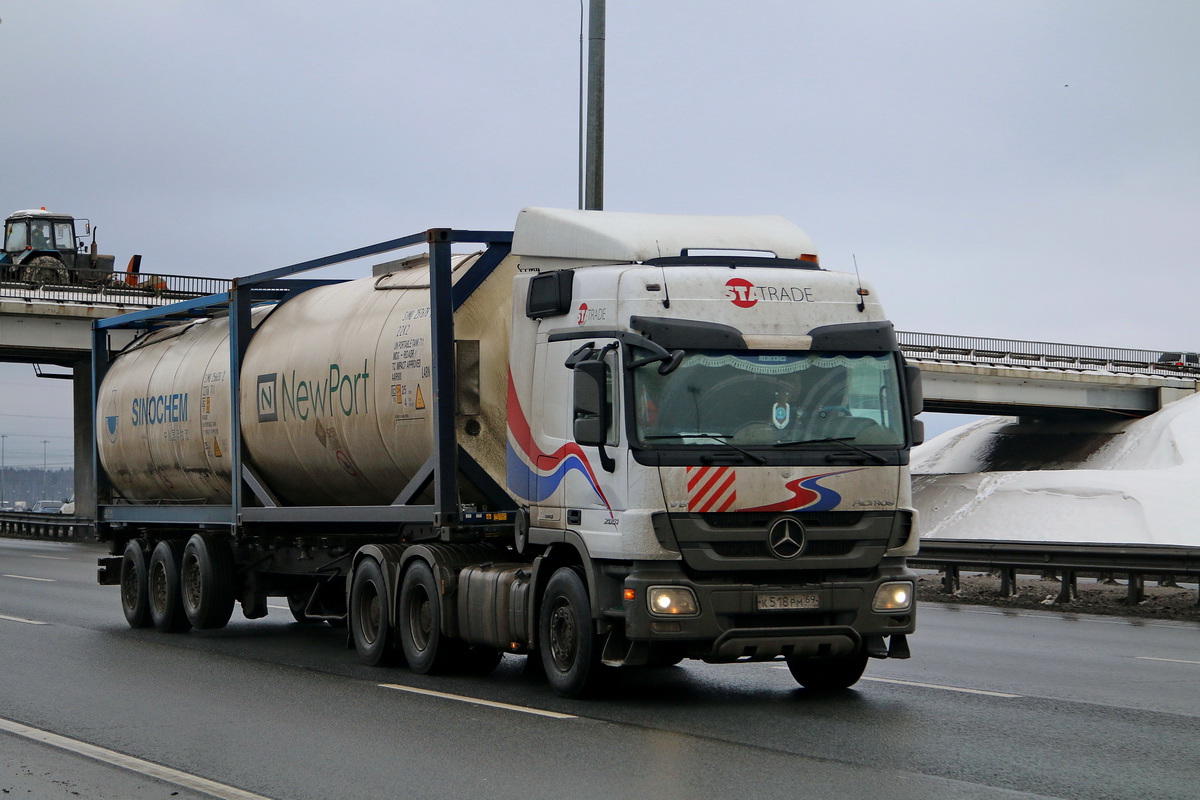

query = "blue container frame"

[91,228,515,536]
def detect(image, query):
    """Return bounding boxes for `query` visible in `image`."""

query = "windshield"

[4,220,27,253]
[633,350,906,448]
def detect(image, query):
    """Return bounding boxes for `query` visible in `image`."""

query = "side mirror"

[904,363,924,416]
[573,360,610,447]
[910,417,925,446]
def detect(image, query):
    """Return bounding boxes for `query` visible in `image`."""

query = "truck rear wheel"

[350,558,397,666]
[539,567,611,698]
[119,540,152,629]
[180,533,236,630]
[785,652,869,690]
[398,560,453,674]
[148,540,192,633]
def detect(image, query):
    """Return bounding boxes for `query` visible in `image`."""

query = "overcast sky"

[2,0,1198,472]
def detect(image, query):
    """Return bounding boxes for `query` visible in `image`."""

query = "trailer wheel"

[785,652,869,690]
[180,533,236,630]
[398,560,453,674]
[119,540,152,629]
[539,567,611,697]
[350,558,397,666]
[148,540,192,633]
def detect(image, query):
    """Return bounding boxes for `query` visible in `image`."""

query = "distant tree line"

[0,467,73,508]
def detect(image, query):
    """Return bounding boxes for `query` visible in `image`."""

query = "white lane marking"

[0,613,48,626]
[379,683,577,719]
[1136,656,1200,666]
[0,716,276,800]
[29,554,69,560]
[860,676,1023,698]
[266,604,289,611]
[3,574,55,582]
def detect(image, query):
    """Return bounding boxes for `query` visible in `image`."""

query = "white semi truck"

[93,207,923,697]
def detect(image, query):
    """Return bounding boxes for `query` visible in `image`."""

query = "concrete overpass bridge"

[899,331,1199,418]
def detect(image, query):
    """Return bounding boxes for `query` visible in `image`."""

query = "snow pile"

[912,392,1200,546]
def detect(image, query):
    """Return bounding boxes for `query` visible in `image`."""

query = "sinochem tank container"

[97,253,516,506]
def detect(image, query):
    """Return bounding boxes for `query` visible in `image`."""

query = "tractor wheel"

[20,256,70,287]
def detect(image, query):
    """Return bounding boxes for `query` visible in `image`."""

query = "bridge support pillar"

[72,359,96,532]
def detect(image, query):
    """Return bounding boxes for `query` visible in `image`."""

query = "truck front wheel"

[785,652,869,690]
[539,567,611,698]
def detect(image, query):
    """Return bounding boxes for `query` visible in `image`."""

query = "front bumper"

[620,560,916,662]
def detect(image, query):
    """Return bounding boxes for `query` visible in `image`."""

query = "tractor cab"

[2,208,110,284]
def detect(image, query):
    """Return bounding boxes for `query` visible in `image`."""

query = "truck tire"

[119,540,152,629]
[539,567,612,698]
[398,560,453,674]
[148,540,192,633]
[785,652,869,690]
[351,558,397,666]
[180,533,236,630]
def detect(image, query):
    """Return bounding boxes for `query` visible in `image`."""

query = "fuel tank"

[97,252,515,505]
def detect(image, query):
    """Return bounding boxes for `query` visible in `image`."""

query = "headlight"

[872,581,913,612]
[647,586,699,617]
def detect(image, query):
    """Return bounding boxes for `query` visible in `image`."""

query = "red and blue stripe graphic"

[506,371,611,511]
[740,469,862,513]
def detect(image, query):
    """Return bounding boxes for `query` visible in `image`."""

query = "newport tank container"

[96,252,517,505]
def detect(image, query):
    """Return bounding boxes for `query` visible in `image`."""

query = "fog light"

[647,586,699,617]
[872,581,913,612]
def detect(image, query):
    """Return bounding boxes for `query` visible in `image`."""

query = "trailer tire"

[181,533,236,630]
[785,652,869,691]
[539,567,612,698]
[398,560,452,674]
[148,540,192,633]
[351,558,397,666]
[119,540,152,629]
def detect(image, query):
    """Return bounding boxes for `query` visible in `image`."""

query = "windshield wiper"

[772,436,889,465]
[644,433,767,464]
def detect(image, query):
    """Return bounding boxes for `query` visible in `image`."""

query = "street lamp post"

[1,434,6,507]
[42,439,49,500]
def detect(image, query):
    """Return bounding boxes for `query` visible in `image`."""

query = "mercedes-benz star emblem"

[767,517,806,559]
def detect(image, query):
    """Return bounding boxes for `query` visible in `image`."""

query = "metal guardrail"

[0,512,95,541]
[0,269,232,308]
[898,331,1199,378]
[913,540,1200,607]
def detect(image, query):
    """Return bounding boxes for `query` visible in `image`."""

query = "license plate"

[756,592,820,611]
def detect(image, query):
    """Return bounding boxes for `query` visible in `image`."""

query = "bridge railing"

[913,539,1200,607]
[0,269,231,307]
[0,512,94,541]
[898,331,1198,377]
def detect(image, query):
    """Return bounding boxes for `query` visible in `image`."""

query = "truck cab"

[506,209,921,688]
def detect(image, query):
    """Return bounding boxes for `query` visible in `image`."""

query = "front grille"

[668,510,894,572]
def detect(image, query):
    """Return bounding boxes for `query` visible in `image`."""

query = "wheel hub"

[549,602,577,670]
